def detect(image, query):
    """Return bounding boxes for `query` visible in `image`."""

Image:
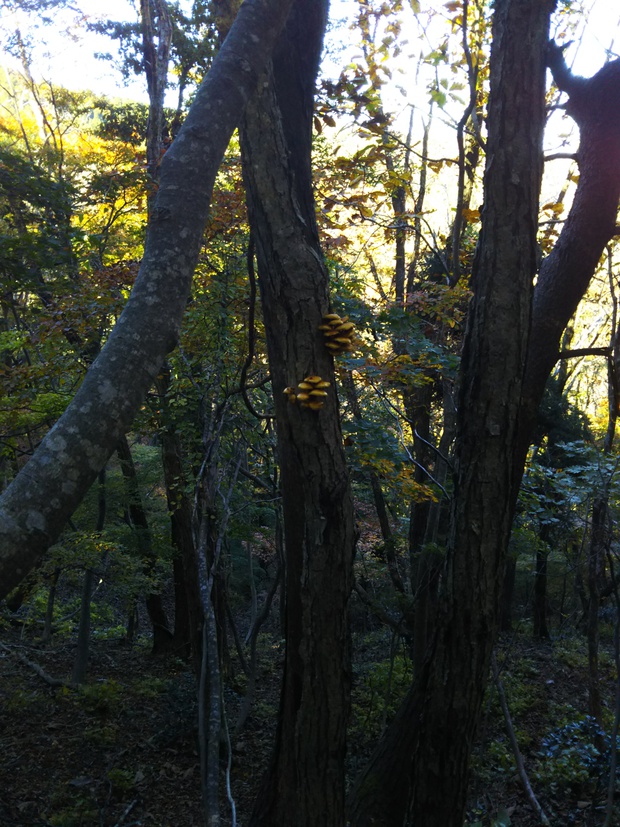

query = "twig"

[0,641,67,687]
[113,798,138,827]
[234,561,282,736]
[239,236,272,421]
[491,652,550,826]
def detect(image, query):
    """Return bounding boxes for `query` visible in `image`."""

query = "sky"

[0,0,617,105]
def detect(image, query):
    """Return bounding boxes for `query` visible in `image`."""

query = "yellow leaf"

[461,207,480,221]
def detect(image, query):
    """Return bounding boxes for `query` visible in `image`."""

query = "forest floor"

[0,612,618,827]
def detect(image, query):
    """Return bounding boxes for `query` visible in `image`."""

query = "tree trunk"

[155,365,202,661]
[341,369,404,594]
[139,0,172,213]
[587,497,605,734]
[533,525,551,639]
[116,434,173,653]
[501,554,516,632]
[349,14,620,827]
[533,546,550,638]
[0,0,296,600]
[240,3,356,824]
[587,267,620,740]
[42,567,61,644]
[72,467,107,686]
[517,47,620,468]
[348,3,553,824]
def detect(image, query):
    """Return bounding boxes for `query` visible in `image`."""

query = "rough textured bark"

[348,3,553,825]
[517,46,620,466]
[349,16,620,827]
[239,2,356,824]
[0,0,295,600]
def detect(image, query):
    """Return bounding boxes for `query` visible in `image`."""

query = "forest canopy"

[1,1,620,826]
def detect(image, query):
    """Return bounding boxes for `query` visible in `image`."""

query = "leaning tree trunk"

[0,0,296,600]
[517,46,620,466]
[239,2,356,825]
[348,2,553,824]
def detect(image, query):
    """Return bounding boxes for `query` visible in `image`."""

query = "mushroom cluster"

[319,313,356,355]
[283,375,331,410]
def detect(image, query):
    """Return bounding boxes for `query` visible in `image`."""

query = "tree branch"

[0,641,67,687]
[557,346,611,361]
[491,652,550,826]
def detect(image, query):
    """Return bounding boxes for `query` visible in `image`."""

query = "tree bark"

[517,46,620,468]
[348,3,553,824]
[239,2,356,824]
[140,0,172,212]
[349,17,620,827]
[533,526,551,639]
[586,267,620,741]
[72,467,107,685]
[155,364,201,661]
[116,434,173,652]
[500,554,516,632]
[0,0,296,600]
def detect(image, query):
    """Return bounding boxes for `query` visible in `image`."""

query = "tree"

[0,0,295,596]
[347,4,620,825]
[238,1,356,823]
[2,3,620,826]
[348,2,554,823]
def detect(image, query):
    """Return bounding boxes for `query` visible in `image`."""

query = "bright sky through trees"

[1,0,617,107]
